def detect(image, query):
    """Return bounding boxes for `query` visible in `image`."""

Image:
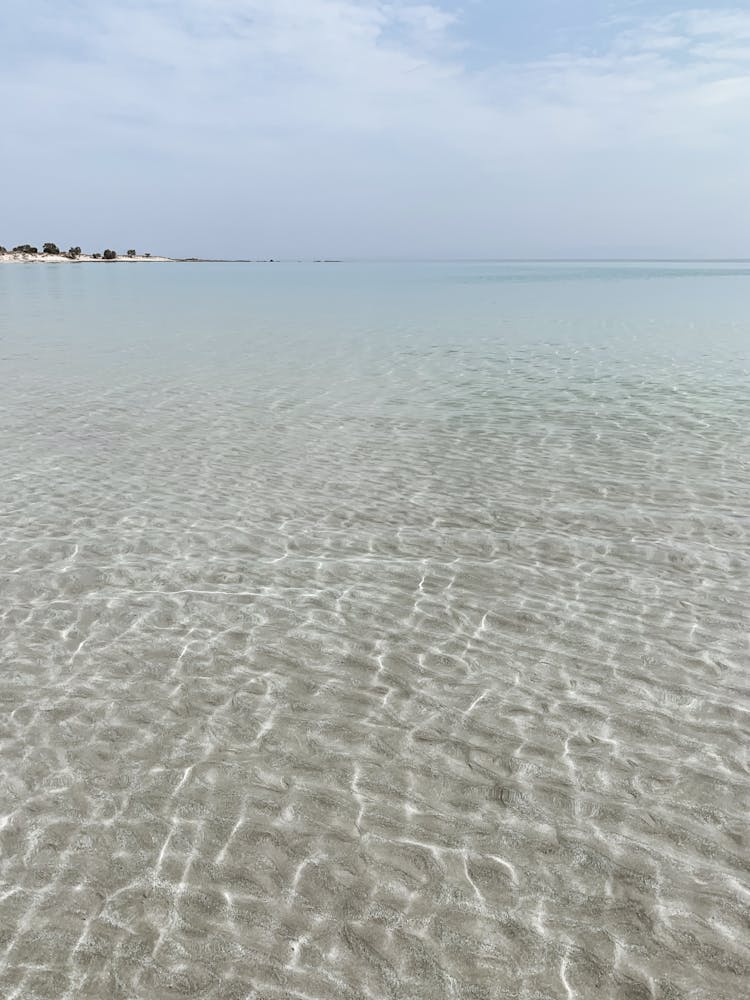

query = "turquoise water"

[1,262,748,999]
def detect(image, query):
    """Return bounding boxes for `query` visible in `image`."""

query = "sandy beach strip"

[0,252,172,263]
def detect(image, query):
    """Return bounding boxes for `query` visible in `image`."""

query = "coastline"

[0,253,319,263]
[0,252,172,263]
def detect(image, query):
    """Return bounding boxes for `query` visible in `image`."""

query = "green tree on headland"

[12,244,38,254]
[68,246,82,258]
[102,249,117,260]
[127,249,136,257]
[43,242,61,255]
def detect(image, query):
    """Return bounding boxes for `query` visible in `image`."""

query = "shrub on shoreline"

[1,245,162,259]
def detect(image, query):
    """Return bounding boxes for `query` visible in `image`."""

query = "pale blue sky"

[2,1,748,258]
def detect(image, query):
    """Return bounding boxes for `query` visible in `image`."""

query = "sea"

[0,261,748,999]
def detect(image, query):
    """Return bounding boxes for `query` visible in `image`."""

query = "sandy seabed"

[0,261,748,1000]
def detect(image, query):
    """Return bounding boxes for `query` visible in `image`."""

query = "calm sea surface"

[0,261,748,999]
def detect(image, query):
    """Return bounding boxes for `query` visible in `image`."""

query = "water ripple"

[1,321,749,998]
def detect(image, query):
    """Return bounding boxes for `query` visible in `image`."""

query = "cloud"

[386,3,458,41]
[2,1,749,256]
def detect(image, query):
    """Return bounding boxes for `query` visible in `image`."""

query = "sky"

[1,1,749,258]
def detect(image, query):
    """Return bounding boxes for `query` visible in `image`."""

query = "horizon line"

[204,258,750,266]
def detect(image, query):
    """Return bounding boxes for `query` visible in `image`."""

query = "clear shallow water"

[0,261,748,999]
